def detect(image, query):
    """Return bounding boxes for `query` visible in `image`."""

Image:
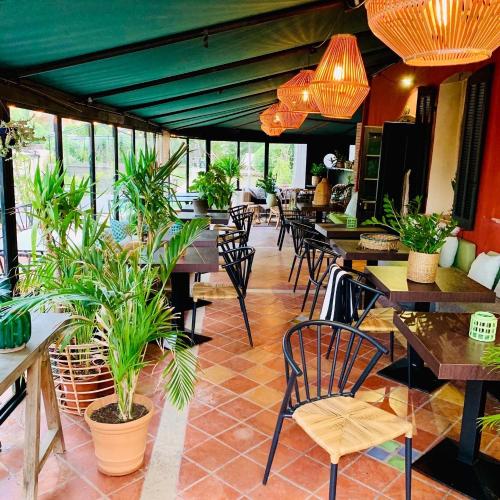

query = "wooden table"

[0,313,69,500]
[176,211,229,225]
[183,229,217,248]
[315,223,388,239]
[330,239,410,267]
[394,312,499,499]
[296,202,344,222]
[365,265,496,392]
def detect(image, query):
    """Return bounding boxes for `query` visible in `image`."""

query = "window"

[269,143,307,188]
[155,133,163,161]
[240,142,265,188]
[146,132,155,155]
[118,128,133,171]
[94,123,115,217]
[135,131,146,155]
[188,139,206,187]
[62,118,91,210]
[211,141,237,162]
[170,137,188,192]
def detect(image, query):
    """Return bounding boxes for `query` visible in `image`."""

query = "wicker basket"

[49,341,114,416]
[359,233,400,251]
[407,251,439,283]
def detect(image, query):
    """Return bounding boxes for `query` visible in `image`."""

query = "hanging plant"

[0,119,44,158]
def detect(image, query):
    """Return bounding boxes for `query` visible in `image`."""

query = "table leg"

[413,380,499,499]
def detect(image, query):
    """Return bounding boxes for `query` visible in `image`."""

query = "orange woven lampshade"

[261,123,284,136]
[259,104,281,127]
[310,34,370,119]
[365,0,500,66]
[260,102,306,129]
[277,70,320,113]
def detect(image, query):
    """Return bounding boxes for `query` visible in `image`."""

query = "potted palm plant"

[256,175,278,207]
[5,218,207,475]
[310,163,326,187]
[363,195,457,283]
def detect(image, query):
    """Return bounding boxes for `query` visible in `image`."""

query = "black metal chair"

[301,238,340,318]
[276,197,301,251]
[263,320,412,500]
[288,221,318,293]
[191,246,255,347]
[229,205,248,230]
[217,229,247,253]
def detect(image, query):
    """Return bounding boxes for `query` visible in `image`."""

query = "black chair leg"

[329,463,338,500]
[300,279,312,312]
[405,437,412,500]
[238,297,253,347]
[277,225,284,249]
[389,331,395,362]
[309,283,321,320]
[292,256,304,293]
[288,255,297,282]
[190,301,197,345]
[263,414,285,484]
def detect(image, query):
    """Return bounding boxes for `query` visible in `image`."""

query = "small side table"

[0,313,69,500]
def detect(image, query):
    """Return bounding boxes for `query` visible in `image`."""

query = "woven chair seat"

[293,397,412,464]
[192,282,238,301]
[359,307,395,333]
[213,224,237,232]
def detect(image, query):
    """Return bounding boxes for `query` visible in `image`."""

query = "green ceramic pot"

[0,283,31,352]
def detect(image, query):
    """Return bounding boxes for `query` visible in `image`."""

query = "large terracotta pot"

[407,251,440,283]
[84,394,154,476]
[61,368,101,410]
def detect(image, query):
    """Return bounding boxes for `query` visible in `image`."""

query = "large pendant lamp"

[277,70,320,113]
[310,34,370,119]
[365,0,500,66]
[261,123,284,136]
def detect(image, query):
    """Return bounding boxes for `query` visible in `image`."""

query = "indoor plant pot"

[266,193,277,207]
[192,198,209,215]
[407,251,440,283]
[84,393,154,476]
[0,283,31,352]
[311,175,320,187]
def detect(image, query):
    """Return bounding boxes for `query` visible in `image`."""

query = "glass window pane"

[135,131,146,155]
[155,133,163,161]
[62,118,91,210]
[170,137,187,192]
[118,127,133,171]
[188,139,206,188]
[146,132,155,154]
[269,143,307,188]
[94,123,115,218]
[211,141,237,162]
[240,142,265,188]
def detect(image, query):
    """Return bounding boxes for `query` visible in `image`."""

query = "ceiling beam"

[9,0,342,79]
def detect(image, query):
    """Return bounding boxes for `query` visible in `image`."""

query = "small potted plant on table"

[256,175,278,207]
[364,195,457,283]
[310,163,326,187]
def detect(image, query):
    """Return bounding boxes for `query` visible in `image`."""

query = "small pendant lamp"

[365,0,500,66]
[259,103,281,128]
[261,123,284,136]
[310,34,370,119]
[277,70,320,113]
[260,102,306,129]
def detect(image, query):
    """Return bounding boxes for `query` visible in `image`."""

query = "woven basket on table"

[407,251,440,283]
[359,233,400,251]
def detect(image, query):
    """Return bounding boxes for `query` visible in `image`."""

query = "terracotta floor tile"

[216,455,265,493]
[242,364,281,384]
[199,348,234,364]
[38,475,102,500]
[194,382,236,408]
[314,473,379,499]
[413,408,456,436]
[246,409,279,436]
[278,421,316,453]
[182,474,240,500]
[395,427,439,452]
[249,474,310,499]
[108,477,145,499]
[191,409,238,436]
[199,364,236,384]
[220,356,256,372]
[187,399,212,419]
[185,438,239,471]
[245,439,301,471]
[221,375,259,394]
[62,423,92,451]
[344,455,400,491]
[217,423,268,453]
[177,458,208,491]
[82,467,143,495]
[383,471,448,499]
[183,424,210,451]
[238,348,277,364]
[221,340,250,355]
[36,455,76,495]
[60,441,97,473]
[280,455,330,491]
[218,397,262,421]
[244,385,284,408]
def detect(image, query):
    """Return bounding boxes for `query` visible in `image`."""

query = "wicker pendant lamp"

[259,104,281,128]
[310,34,370,119]
[260,102,306,129]
[365,0,500,66]
[277,70,320,113]
[261,123,285,136]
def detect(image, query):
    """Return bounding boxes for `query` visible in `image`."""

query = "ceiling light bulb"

[401,76,414,88]
[333,65,344,81]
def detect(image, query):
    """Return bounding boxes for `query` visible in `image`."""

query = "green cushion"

[454,239,477,273]
[327,213,348,225]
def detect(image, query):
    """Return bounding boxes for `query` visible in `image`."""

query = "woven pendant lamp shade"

[310,34,370,119]
[275,102,307,129]
[261,123,284,136]
[260,104,281,127]
[366,0,500,66]
[277,70,320,113]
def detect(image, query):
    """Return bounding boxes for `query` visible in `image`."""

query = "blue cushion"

[167,221,184,237]
[110,219,130,242]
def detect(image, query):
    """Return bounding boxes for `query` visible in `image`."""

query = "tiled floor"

[0,225,498,499]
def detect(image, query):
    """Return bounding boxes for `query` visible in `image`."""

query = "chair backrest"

[304,238,339,284]
[229,205,248,230]
[218,230,246,253]
[280,320,387,412]
[221,246,255,298]
[289,220,317,257]
[239,211,253,244]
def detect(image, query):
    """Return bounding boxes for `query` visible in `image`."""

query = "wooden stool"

[0,313,69,500]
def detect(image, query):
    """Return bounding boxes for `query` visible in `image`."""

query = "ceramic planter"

[407,251,440,283]
[84,394,154,476]
[60,367,101,410]
[0,287,31,352]
[192,198,209,215]
[311,175,320,187]
[266,193,277,207]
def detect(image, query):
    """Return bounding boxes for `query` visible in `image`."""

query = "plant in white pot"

[256,175,278,207]
[5,218,207,475]
[364,195,457,283]
[310,163,326,187]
